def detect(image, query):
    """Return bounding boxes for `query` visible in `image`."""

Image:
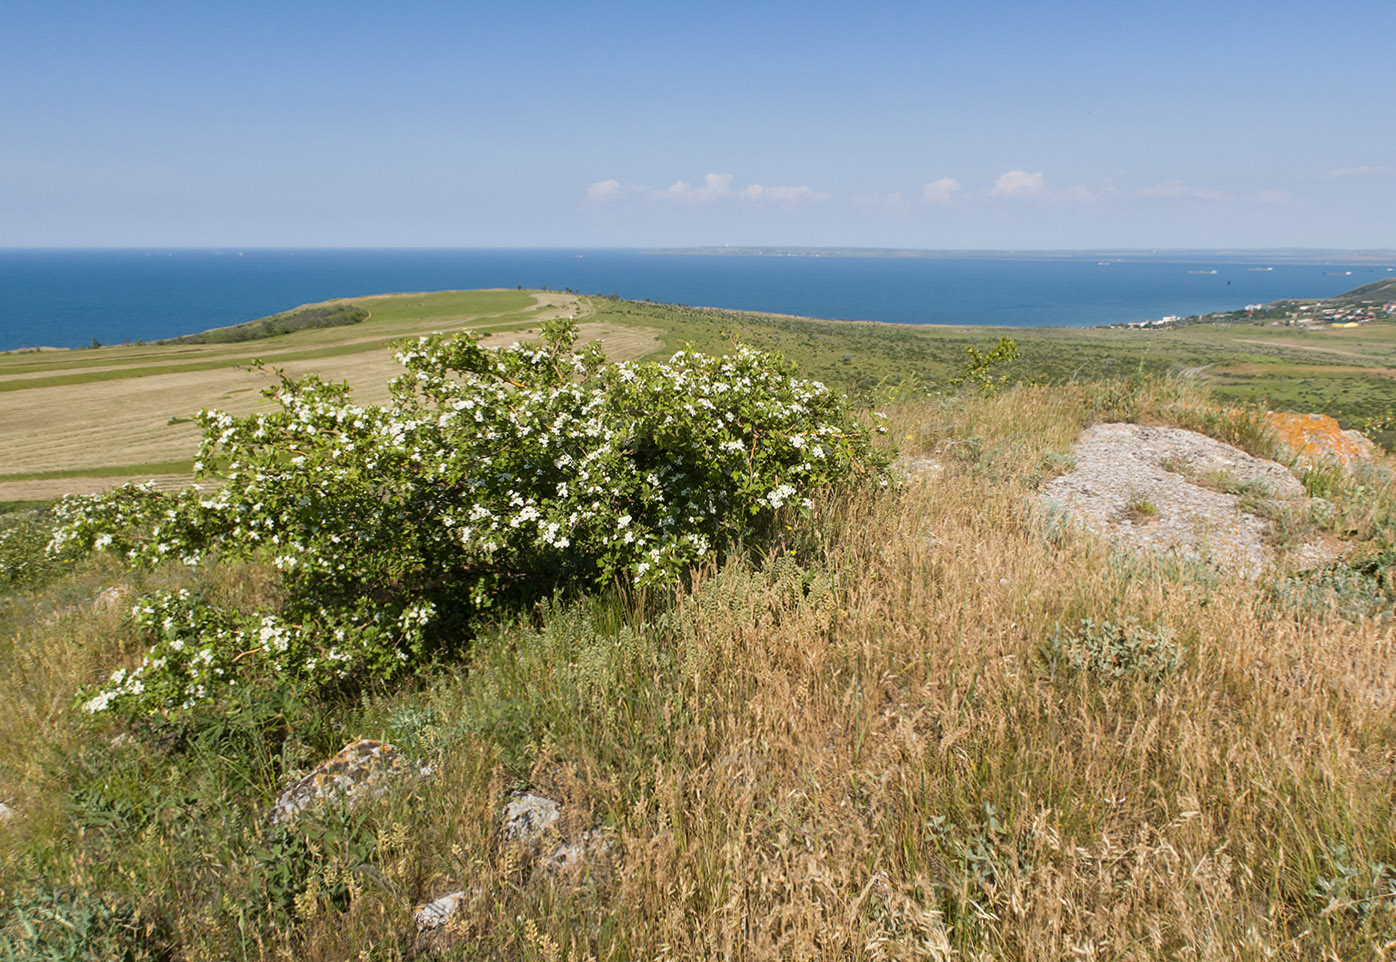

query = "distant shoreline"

[646,246,1396,264]
[4,248,1391,351]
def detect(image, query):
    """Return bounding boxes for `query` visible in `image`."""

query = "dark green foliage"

[245,808,379,922]
[0,506,63,589]
[0,886,172,962]
[162,304,369,345]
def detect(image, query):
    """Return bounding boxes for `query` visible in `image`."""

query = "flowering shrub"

[52,320,891,717]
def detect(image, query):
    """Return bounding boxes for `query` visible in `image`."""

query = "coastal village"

[1119,288,1396,331]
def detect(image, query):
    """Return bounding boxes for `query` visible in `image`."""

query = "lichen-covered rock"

[537,828,614,881]
[268,739,413,825]
[1265,411,1375,469]
[414,889,468,931]
[501,792,561,843]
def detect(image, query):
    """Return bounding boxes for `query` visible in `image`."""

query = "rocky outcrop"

[1041,423,1336,577]
[413,791,612,939]
[268,739,418,825]
[1265,411,1375,469]
[500,792,561,843]
[413,890,470,931]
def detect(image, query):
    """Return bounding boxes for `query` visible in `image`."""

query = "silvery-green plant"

[1045,617,1181,682]
[51,320,891,717]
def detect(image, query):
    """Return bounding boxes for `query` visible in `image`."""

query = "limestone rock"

[501,792,561,843]
[1041,422,1335,577]
[1265,411,1375,469]
[414,890,467,931]
[412,792,611,942]
[537,828,614,881]
[268,739,414,825]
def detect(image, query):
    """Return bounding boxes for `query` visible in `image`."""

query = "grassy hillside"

[2,370,1394,959]
[589,296,1396,434]
[1335,276,1396,303]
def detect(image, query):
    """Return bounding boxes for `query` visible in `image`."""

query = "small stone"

[94,584,131,611]
[893,455,945,479]
[414,890,466,931]
[268,739,415,825]
[0,802,14,824]
[537,828,613,880]
[501,792,561,843]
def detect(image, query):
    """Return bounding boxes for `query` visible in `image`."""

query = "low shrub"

[0,507,61,589]
[50,321,891,718]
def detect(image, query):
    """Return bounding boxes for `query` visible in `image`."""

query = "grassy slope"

[3,280,1396,954]
[2,379,1394,959]
[593,295,1396,427]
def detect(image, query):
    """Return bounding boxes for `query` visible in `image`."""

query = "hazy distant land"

[649,246,1396,263]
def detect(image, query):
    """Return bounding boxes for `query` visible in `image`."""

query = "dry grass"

[3,381,1395,959]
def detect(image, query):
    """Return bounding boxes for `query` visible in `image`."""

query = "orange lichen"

[1263,411,1374,467]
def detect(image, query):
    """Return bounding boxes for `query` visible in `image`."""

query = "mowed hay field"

[0,290,662,500]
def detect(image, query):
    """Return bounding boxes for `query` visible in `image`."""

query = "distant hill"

[1336,276,1396,302]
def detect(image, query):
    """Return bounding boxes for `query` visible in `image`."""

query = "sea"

[1,248,1392,352]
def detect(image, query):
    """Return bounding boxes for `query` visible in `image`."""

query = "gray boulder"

[268,739,417,825]
[501,792,561,843]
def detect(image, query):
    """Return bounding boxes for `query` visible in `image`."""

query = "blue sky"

[3,0,1393,249]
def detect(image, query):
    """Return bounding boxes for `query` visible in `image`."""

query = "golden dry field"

[0,290,661,500]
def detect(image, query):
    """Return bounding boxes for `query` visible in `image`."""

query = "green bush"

[0,507,61,589]
[161,304,368,345]
[51,321,891,717]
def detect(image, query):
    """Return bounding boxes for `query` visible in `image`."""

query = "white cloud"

[1326,165,1389,178]
[586,179,622,203]
[740,183,829,205]
[922,178,961,204]
[657,172,733,203]
[989,169,1046,199]
[1138,179,1229,201]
